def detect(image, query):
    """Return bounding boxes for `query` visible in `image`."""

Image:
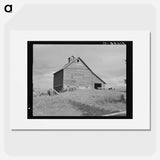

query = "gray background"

[4,4,155,157]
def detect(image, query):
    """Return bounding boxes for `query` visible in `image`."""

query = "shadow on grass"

[68,100,120,116]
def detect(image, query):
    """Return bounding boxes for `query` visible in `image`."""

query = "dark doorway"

[94,83,102,89]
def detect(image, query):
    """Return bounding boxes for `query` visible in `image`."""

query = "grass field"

[33,89,126,116]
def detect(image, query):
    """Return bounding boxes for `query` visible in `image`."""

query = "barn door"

[94,83,102,89]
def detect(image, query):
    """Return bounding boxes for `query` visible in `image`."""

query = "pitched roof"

[54,57,106,84]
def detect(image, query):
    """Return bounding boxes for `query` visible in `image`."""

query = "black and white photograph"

[28,41,132,119]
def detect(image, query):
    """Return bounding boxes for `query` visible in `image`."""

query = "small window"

[77,59,79,62]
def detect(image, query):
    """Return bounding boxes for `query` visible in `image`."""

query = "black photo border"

[27,41,132,119]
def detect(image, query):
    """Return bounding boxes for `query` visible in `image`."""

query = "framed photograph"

[10,31,150,130]
[28,41,132,119]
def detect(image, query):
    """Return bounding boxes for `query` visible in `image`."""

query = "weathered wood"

[54,70,63,91]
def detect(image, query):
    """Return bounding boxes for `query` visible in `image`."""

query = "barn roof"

[54,57,106,84]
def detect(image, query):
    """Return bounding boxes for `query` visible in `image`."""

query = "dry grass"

[33,89,126,116]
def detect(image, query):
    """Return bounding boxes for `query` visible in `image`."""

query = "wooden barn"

[53,56,106,92]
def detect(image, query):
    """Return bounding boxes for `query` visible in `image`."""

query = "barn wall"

[53,70,63,91]
[63,60,105,89]
[92,75,105,89]
[64,68,92,89]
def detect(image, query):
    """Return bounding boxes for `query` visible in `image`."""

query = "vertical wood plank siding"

[54,70,63,91]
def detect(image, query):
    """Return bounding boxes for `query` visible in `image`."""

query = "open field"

[33,89,126,116]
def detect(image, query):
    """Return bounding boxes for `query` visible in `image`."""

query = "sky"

[33,44,126,89]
